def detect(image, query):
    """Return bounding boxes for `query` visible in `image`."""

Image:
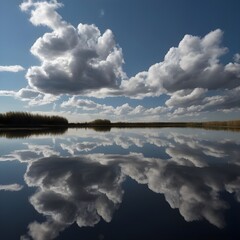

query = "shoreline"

[0,121,239,138]
[0,120,239,130]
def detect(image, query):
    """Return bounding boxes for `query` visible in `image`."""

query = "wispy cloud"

[0,65,25,72]
[0,88,59,106]
[99,9,105,17]
[0,184,23,191]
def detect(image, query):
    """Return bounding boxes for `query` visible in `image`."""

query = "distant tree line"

[88,119,111,125]
[68,119,240,132]
[0,112,68,126]
[1,112,239,131]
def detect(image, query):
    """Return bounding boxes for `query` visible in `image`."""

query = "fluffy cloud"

[22,155,125,239]
[121,29,240,98]
[21,221,66,240]
[16,88,59,106]
[21,1,240,97]
[60,130,148,154]
[166,88,207,107]
[20,0,125,95]
[17,88,40,99]
[18,0,240,120]
[234,53,240,63]
[61,96,169,120]
[202,87,240,111]
[0,88,59,106]
[0,65,25,72]
[22,151,240,233]
[171,87,240,117]
[60,141,109,154]
[61,96,111,111]
[2,143,60,162]
[21,130,240,230]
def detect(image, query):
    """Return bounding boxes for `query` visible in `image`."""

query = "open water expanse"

[0,128,240,240]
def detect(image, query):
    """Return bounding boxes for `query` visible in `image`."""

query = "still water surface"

[0,128,240,239]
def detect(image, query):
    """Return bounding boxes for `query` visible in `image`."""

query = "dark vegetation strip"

[69,119,240,131]
[0,112,68,127]
[0,128,68,139]
[0,113,240,132]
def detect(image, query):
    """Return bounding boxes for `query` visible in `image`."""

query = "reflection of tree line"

[67,120,240,132]
[1,123,239,139]
[0,128,68,138]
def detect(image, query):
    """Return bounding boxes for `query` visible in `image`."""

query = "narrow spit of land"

[0,112,240,132]
[69,119,240,131]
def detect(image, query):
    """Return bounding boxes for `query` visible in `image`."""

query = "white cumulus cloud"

[17,0,240,120]
[120,29,240,98]
[20,0,126,95]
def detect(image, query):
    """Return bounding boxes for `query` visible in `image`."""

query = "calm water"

[0,128,240,240]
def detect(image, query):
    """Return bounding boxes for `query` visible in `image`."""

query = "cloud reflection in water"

[1,128,239,239]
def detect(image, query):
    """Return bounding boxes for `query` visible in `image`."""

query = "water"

[0,128,240,240]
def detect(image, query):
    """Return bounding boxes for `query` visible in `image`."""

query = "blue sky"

[0,0,240,122]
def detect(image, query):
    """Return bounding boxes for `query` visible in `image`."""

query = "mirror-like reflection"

[0,128,67,139]
[0,128,240,239]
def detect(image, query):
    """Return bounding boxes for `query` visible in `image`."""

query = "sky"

[0,0,240,122]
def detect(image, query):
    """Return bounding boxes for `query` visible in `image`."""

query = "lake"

[0,128,240,240]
